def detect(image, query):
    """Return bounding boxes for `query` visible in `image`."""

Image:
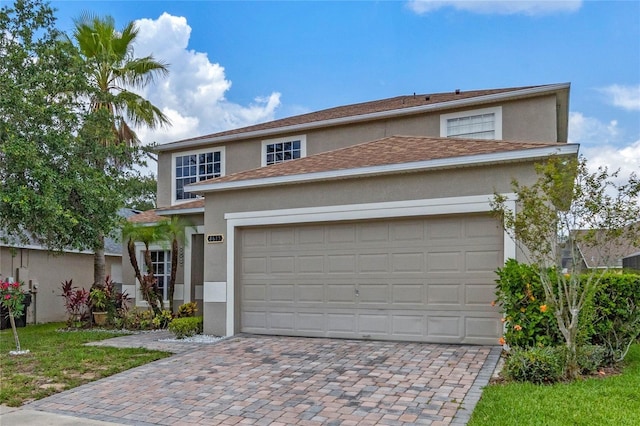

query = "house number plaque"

[207,234,224,244]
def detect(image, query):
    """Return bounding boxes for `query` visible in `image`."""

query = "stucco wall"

[156,94,561,208]
[0,247,120,324]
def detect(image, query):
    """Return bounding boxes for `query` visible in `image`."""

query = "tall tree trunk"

[127,238,142,285]
[169,238,178,312]
[94,234,106,287]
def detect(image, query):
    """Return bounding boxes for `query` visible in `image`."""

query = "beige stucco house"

[124,82,578,344]
[0,241,121,324]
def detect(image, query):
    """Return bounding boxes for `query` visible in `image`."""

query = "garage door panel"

[327,313,357,333]
[465,316,502,340]
[242,229,268,247]
[427,252,462,272]
[465,284,498,306]
[392,283,424,304]
[297,255,324,273]
[270,312,295,330]
[359,314,390,335]
[269,256,295,274]
[327,254,356,273]
[326,284,356,304]
[298,284,324,303]
[392,315,426,337]
[243,284,267,302]
[298,313,325,332]
[465,217,501,238]
[427,218,462,240]
[242,257,267,275]
[466,250,502,272]
[358,253,389,273]
[359,222,390,242]
[391,221,425,241]
[427,284,462,305]
[391,252,425,273]
[328,224,356,243]
[270,228,295,245]
[239,214,502,343]
[428,316,462,338]
[269,284,295,302]
[359,283,389,304]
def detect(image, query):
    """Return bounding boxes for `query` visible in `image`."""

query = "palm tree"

[73,14,170,286]
[164,216,193,312]
[122,221,169,315]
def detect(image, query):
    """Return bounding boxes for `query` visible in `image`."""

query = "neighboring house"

[569,227,640,270]
[0,209,135,324]
[124,82,577,344]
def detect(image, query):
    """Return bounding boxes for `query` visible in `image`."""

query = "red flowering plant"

[1,278,29,354]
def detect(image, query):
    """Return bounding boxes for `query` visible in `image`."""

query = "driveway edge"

[450,346,501,425]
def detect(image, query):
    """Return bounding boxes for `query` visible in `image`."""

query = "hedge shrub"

[494,259,563,348]
[590,272,640,363]
[495,261,640,381]
[168,316,203,339]
[503,346,565,384]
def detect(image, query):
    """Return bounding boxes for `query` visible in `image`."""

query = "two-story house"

[124,82,577,344]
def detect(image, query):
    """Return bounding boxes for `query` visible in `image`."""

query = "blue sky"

[49,0,639,179]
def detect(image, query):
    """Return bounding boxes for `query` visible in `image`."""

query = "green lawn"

[0,322,170,407]
[469,344,640,426]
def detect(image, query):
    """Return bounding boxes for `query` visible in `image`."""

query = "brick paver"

[27,334,499,425]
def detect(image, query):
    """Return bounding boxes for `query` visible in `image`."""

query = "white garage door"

[239,214,503,344]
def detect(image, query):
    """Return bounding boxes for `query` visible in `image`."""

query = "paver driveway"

[28,335,499,425]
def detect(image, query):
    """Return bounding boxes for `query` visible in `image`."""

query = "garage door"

[239,214,503,344]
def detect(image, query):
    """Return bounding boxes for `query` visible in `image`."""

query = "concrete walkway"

[7,333,500,425]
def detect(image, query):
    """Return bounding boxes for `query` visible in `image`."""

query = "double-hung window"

[440,106,502,140]
[149,250,171,301]
[261,135,307,166]
[174,148,224,202]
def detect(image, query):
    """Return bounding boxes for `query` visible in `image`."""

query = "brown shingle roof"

[128,209,165,223]
[191,136,561,187]
[127,200,205,223]
[163,86,539,146]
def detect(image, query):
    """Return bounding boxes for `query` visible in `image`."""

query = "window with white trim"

[148,250,171,301]
[173,148,225,202]
[440,106,502,140]
[261,135,307,166]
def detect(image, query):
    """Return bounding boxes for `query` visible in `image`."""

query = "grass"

[0,322,170,407]
[469,344,640,426]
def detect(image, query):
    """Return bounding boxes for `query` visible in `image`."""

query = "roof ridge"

[160,84,555,147]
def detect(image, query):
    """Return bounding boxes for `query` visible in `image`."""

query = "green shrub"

[577,344,607,374]
[503,346,565,384]
[152,309,174,329]
[168,316,203,339]
[495,260,563,348]
[590,273,640,363]
[176,302,198,318]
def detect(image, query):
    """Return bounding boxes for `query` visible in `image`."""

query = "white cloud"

[569,112,639,185]
[407,0,582,15]
[126,13,281,146]
[598,84,640,111]
[568,112,619,145]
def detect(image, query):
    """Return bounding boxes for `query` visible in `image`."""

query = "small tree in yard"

[491,155,640,379]
[1,279,28,354]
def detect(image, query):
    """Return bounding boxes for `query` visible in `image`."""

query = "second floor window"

[262,135,307,167]
[440,106,502,140]
[446,113,495,139]
[265,140,302,165]
[175,151,221,200]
